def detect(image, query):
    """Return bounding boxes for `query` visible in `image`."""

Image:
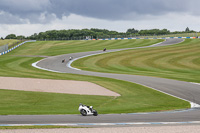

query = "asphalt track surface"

[1,39,200,126]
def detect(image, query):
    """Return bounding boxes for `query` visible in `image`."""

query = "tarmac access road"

[1,38,200,127]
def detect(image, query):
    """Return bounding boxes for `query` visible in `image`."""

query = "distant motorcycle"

[69,56,73,60]
[103,48,106,51]
[78,103,98,116]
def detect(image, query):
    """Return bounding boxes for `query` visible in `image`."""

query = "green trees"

[16,35,25,40]
[126,28,139,34]
[5,34,25,40]
[138,29,170,36]
[4,27,198,40]
[185,27,190,32]
[26,29,121,40]
[5,34,17,39]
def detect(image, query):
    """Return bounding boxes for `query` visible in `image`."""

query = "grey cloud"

[0,0,51,24]
[0,0,199,24]
[0,0,50,12]
[0,11,28,24]
[48,0,192,20]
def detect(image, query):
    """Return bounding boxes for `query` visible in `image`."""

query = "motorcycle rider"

[69,56,73,60]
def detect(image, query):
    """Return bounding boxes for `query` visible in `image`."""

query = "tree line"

[2,27,198,40]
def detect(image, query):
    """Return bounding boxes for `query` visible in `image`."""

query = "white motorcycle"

[78,103,98,116]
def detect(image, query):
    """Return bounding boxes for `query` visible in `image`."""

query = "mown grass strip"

[72,39,200,83]
[0,39,19,46]
[8,39,163,56]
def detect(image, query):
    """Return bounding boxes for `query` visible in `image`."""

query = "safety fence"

[36,36,200,41]
[0,40,36,56]
[0,44,8,53]
[8,40,24,49]
[96,36,199,41]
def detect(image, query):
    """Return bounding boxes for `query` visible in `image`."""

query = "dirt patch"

[1,125,200,133]
[0,77,120,96]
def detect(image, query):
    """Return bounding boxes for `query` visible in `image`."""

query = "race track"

[1,38,200,126]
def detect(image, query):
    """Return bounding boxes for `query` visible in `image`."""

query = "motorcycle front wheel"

[93,110,98,116]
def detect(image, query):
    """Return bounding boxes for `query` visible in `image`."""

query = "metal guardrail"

[8,40,24,49]
[0,44,8,53]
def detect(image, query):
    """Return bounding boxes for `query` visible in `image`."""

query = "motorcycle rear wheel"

[80,109,87,116]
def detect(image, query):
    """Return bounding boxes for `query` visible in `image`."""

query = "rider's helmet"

[90,106,93,109]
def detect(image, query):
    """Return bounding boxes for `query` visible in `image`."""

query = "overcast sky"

[0,0,199,37]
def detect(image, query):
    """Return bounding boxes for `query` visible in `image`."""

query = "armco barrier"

[0,40,36,56]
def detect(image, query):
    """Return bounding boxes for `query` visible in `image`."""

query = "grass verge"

[72,39,200,83]
[8,39,163,56]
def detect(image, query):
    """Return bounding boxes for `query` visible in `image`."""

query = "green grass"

[72,39,200,83]
[0,78,189,115]
[0,39,18,46]
[9,39,163,56]
[0,39,190,115]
